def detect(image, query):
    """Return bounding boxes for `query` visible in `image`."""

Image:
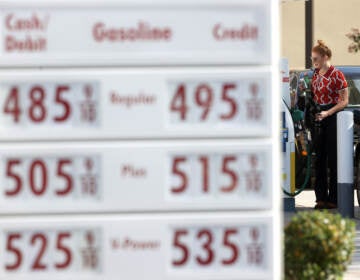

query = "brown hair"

[312,40,332,58]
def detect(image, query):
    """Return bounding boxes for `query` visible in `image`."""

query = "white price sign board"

[0,141,272,214]
[0,214,273,280]
[0,68,272,140]
[0,0,271,66]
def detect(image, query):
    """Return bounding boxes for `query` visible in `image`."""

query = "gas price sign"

[0,0,280,279]
[0,0,271,66]
[0,69,271,140]
[0,214,273,280]
[0,141,272,214]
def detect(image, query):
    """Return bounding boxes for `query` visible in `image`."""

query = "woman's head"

[311,40,332,69]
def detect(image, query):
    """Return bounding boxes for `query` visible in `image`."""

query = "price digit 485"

[3,85,71,123]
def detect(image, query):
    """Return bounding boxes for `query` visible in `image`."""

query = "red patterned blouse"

[311,66,348,105]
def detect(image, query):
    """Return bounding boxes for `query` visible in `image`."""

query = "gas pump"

[282,99,296,211]
[281,58,295,211]
[281,59,312,211]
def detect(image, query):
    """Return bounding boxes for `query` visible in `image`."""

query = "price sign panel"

[0,0,271,66]
[0,214,273,280]
[0,141,272,214]
[0,69,272,140]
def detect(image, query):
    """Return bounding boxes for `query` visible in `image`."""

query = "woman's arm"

[316,87,349,121]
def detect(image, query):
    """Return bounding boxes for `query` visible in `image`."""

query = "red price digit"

[29,160,48,196]
[222,229,239,265]
[54,86,71,122]
[220,83,237,120]
[31,233,47,270]
[196,229,214,266]
[171,155,240,195]
[5,232,73,272]
[199,156,210,193]
[28,86,47,123]
[171,157,188,193]
[172,230,189,266]
[195,84,213,120]
[3,87,21,123]
[3,85,72,124]
[170,82,239,122]
[56,159,73,196]
[220,156,238,193]
[5,233,22,271]
[5,159,22,196]
[55,232,72,269]
[172,227,240,268]
[170,84,188,120]
[4,158,74,197]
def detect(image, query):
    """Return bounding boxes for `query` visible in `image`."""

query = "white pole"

[337,111,354,218]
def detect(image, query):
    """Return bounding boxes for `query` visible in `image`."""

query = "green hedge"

[285,211,355,280]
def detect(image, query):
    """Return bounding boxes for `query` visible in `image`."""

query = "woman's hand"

[316,111,330,121]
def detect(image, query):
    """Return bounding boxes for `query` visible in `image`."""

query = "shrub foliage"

[285,211,355,280]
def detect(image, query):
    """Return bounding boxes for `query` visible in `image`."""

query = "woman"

[311,40,349,209]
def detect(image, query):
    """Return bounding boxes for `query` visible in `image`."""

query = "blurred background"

[282,0,360,69]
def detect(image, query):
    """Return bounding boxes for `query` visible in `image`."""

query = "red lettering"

[121,238,160,250]
[93,22,105,42]
[93,21,172,42]
[213,24,222,40]
[213,23,258,41]
[5,14,14,30]
[5,13,49,31]
[5,35,47,52]
[121,165,147,178]
[110,92,156,108]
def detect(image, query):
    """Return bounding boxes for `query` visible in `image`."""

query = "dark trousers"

[313,113,338,204]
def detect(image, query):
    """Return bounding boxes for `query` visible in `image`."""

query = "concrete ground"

[284,190,360,279]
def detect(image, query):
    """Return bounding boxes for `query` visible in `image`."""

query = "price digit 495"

[170,83,238,122]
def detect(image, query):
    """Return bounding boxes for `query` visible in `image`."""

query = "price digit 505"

[3,156,99,199]
[4,158,71,197]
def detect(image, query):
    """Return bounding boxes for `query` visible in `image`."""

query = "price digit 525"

[5,231,72,271]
